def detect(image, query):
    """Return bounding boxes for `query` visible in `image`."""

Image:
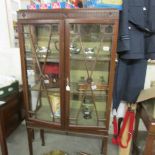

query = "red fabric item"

[117,109,135,148]
[112,108,135,148]
[43,64,59,74]
[112,116,119,145]
[113,116,118,134]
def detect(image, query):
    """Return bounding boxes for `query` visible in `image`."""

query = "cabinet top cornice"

[17,9,119,21]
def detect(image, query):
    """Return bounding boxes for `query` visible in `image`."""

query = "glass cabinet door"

[23,23,62,124]
[68,23,114,128]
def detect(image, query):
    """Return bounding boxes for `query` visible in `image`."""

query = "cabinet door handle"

[66,78,70,91]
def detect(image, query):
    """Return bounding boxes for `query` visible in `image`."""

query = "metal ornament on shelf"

[82,96,93,119]
[70,41,81,54]
[84,47,95,55]
[55,39,81,54]
[36,46,50,58]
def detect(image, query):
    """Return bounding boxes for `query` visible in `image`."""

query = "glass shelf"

[30,84,60,92]
[70,54,111,61]
[26,57,59,63]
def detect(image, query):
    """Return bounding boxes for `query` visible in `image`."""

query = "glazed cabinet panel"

[18,9,119,135]
[66,22,114,128]
[22,21,65,126]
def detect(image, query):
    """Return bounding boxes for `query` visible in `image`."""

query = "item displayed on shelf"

[84,48,95,59]
[77,76,86,90]
[77,76,106,91]
[49,93,60,117]
[70,41,81,54]
[99,76,105,83]
[82,96,93,119]
[43,74,59,88]
[43,63,59,74]
[95,76,106,90]
[43,63,59,88]
[36,46,50,58]
[79,76,85,83]
[84,48,95,55]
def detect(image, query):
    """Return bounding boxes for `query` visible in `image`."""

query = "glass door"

[66,22,114,128]
[23,21,64,125]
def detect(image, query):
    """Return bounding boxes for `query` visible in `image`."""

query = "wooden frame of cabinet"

[18,9,119,155]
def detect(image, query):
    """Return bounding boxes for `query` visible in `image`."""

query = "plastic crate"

[0,81,19,99]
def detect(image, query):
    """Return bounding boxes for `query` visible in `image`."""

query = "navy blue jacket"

[117,0,155,59]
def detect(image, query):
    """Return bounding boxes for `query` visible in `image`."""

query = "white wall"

[0,48,22,83]
[0,0,12,48]
[144,63,155,88]
[0,0,23,83]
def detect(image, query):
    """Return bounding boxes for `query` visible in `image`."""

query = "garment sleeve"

[117,0,130,52]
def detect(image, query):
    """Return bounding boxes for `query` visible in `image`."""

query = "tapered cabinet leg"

[32,129,35,140]
[40,129,45,146]
[101,137,108,155]
[27,128,33,155]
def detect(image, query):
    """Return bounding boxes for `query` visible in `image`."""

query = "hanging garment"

[113,0,155,110]
[117,0,155,59]
[113,58,147,110]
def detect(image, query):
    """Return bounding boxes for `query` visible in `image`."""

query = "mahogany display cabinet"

[17,9,119,155]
